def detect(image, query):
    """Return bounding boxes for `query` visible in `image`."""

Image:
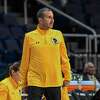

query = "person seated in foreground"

[0,61,22,100]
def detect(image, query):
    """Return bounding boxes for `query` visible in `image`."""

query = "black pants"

[27,86,61,100]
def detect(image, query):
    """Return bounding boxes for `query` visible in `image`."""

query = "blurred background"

[0,0,100,92]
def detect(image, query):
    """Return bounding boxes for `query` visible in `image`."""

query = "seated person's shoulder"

[0,82,8,93]
[0,78,9,90]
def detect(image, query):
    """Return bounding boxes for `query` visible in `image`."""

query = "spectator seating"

[0,12,3,24]
[0,62,8,81]
[2,38,22,63]
[0,24,12,39]
[9,25,25,39]
[91,15,100,28]
[3,13,18,26]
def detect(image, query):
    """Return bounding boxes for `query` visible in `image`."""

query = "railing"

[36,0,98,66]
[24,0,28,24]
[3,0,97,55]
[36,0,97,52]
[4,0,7,14]
[64,34,89,70]
[64,34,100,78]
[2,0,99,74]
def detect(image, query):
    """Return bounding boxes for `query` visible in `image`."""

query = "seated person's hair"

[9,61,20,75]
[83,62,96,74]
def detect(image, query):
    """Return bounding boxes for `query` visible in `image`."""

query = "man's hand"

[62,80,70,87]
[22,87,28,94]
[21,87,28,97]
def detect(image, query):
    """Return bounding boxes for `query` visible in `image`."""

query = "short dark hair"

[9,61,20,75]
[36,7,52,18]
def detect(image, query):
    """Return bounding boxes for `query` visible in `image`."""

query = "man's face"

[11,70,20,83]
[39,10,54,29]
[88,67,96,75]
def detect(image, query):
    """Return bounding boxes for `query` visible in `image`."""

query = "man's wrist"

[63,80,70,87]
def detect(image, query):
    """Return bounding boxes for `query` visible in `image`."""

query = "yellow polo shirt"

[0,77,21,100]
[20,26,71,87]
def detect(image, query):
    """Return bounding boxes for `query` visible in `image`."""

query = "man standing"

[20,7,71,100]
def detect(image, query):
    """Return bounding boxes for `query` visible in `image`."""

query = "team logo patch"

[51,37,58,44]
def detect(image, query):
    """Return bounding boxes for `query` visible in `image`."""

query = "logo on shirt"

[35,41,40,44]
[51,38,58,44]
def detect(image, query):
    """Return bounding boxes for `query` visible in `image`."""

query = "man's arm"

[20,34,30,88]
[60,33,72,86]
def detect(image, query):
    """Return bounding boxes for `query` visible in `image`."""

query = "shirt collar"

[37,26,50,35]
[9,76,18,88]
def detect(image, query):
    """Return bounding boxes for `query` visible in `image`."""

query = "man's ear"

[38,17,42,23]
